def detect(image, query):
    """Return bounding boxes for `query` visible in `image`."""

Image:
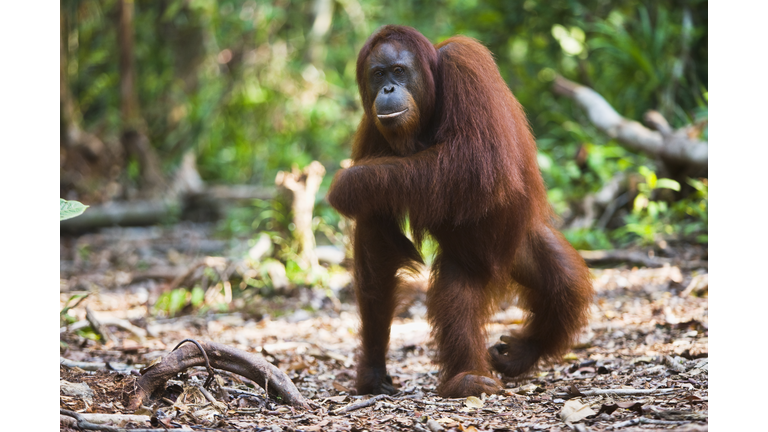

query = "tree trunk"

[60,10,105,159]
[118,0,164,196]
[118,0,140,125]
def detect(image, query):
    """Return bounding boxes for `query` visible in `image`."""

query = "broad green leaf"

[647,171,658,189]
[687,178,707,193]
[191,286,205,307]
[648,201,659,218]
[633,195,649,212]
[60,199,89,221]
[655,178,681,191]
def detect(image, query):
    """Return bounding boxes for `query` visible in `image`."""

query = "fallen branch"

[553,75,707,169]
[85,306,115,344]
[221,386,264,398]
[59,199,178,232]
[60,357,134,372]
[411,399,461,407]
[579,249,672,268]
[59,409,175,432]
[60,185,276,233]
[190,184,275,201]
[558,387,676,398]
[61,317,147,342]
[128,340,308,410]
[611,416,690,428]
[579,249,707,270]
[332,394,392,415]
[60,411,150,427]
[173,339,217,388]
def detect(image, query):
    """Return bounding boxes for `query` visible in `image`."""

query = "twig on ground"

[60,412,150,426]
[128,340,308,410]
[221,386,263,398]
[611,417,690,428]
[61,317,147,342]
[59,409,178,431]
[559,388,677,398]
[60,356,134,372]
[61,293,90,314]
[411,399,461,407]
[86,306,116,344]
[193,383,228,413]
[332,394,392,415]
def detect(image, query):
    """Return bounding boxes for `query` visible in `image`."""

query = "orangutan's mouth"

[377,108,409,119]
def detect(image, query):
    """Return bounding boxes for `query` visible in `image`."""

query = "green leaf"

[191,286,205,307]
[647,171,658,189]
[655,178,681,191]
[169,288,188,316]
[633,194,649,212]
[60,198,89,221]
[687,178,707,193]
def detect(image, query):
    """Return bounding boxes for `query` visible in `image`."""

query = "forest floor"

[59,222,708,432]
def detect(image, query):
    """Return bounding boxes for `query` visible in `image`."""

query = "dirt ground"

[60,222,708,431]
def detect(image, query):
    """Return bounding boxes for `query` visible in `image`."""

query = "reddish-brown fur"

[327,25,594,398]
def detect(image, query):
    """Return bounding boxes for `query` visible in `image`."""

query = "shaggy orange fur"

[328,25,594,398]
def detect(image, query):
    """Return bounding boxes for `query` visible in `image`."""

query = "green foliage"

[218,196,345,290]
[563,228,613,251]
[60,198,89,221]
[63,0,707,251]
[614,167,680,245]
[672,178,708,244]
[60,293,90,326]
[613,168,706,246]
[60,294,106,341]
[154,286,208,317]
[588,4,706,123]
[65,0,704,183]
